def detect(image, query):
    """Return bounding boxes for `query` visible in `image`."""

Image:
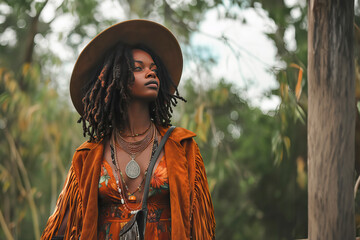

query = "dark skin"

[59,49,165,235]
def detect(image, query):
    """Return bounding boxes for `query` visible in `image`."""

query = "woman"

[41,19,215,240]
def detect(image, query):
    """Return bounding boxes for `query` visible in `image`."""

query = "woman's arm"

[41,165,82,240]
[57,207,69,235]
[182,137,216,240]
[48,207,68,240]
[191,143,216,239]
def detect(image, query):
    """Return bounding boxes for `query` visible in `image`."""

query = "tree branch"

[23,0,49,64]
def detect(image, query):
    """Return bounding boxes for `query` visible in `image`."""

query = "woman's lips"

[145,80,158,89]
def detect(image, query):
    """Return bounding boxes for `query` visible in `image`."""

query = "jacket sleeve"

[189,140,216,239]
[41,164,83,240]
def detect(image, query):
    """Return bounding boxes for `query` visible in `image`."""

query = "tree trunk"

[308,0,355,239]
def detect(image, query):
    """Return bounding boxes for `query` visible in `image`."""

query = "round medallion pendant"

[125,159,140,179]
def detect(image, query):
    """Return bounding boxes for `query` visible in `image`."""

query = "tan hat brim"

[70,19,183,116]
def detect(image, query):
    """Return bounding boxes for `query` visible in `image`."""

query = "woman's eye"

[134,66,142,71]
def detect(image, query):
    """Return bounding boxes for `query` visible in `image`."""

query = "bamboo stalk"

[0,209,14,240]
[5,129,41,239]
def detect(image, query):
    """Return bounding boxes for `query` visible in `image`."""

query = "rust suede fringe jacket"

[41,126,215,240]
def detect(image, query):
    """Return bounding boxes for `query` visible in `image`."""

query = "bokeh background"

[1,0,360,239]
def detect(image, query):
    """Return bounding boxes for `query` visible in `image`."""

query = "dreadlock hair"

[77,42,186,142]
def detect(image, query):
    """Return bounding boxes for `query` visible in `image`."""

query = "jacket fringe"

[41,165,83,240]
[191,147,216,240]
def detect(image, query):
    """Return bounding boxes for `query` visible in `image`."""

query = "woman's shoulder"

[70,139,105,177]
[71,140,104,164]
[75,140,102,152]
[158,125,196,143]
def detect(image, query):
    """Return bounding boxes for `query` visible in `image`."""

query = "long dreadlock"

[78,42,186,142]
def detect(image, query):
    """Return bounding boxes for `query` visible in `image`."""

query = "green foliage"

[174,79,307,239]
[0,64,83,239]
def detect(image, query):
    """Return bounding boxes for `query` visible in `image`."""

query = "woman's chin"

[130,94,159,103]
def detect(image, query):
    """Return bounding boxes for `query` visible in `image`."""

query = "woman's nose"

[145,69,157,79]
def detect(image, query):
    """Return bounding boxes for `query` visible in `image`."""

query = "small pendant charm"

[128,195,136,203]
[125,158,140,179]
[130,210,139,215]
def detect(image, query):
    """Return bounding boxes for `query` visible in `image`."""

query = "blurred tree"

[308,1,355,238]
[173,78,307,239]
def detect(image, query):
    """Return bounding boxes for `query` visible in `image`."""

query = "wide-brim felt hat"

[70,19,183,116]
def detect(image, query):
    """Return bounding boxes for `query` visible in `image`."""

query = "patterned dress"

[97,156,171,240]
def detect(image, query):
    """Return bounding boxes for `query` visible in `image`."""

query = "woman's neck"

[123,101,152,137]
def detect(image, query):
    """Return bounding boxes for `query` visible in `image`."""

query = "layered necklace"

[109,123,158,208]
[116,123,154,179]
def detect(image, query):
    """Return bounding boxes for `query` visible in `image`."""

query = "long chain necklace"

[117,130,157,202]
[110,139,126,206]
[110,131,158,213]
[116,123,154,179]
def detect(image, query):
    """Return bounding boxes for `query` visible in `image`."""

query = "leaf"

[283,136,291,156]
[280,82,284,98]
[160,183,169,190]
[2,180,10,192]
[25,104,41,121]
[194,103,205,125]
[289,63,304,101]
[274,149,284,165]
[208,178,216,193]
[280,82,289,100]
[6,75,18,93]
[295,105,306,124]
[0,93,10,111]
[271,131,281,153]
[22,63,31,76]
[194,103,211,142]
[296,156,307,189]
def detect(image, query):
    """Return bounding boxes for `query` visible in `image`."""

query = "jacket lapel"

[159,126,196,239]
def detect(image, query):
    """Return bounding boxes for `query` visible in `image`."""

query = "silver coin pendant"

[125,159,140,179]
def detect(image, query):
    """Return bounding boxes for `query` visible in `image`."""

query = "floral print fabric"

[98,156,171,240]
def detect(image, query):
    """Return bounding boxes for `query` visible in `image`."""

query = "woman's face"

[129,49,160,102]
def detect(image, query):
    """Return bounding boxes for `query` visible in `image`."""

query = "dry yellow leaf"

[289,63,304,101]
